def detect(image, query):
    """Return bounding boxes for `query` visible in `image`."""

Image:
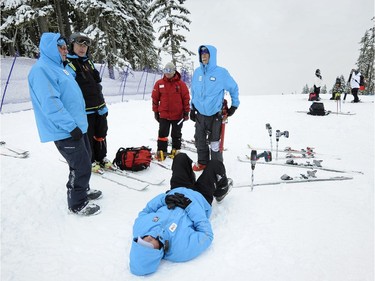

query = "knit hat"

[163,62,176,75]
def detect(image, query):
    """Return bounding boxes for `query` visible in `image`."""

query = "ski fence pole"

[250,150,257,191]
[1,52,18,113]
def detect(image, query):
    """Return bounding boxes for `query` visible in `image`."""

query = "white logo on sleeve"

[169,223,177,232]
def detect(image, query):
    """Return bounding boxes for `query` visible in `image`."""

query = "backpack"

[113,146,152,171]
[308,102,327,116]
[308,93,317,101]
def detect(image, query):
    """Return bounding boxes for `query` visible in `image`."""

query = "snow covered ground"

[1,57,374,281]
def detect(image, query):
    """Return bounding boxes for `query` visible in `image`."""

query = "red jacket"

[152,71,190,120]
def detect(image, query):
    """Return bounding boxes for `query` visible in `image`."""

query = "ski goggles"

[200,47,209,55]
[163,68,175,74]
[74,38,91,46]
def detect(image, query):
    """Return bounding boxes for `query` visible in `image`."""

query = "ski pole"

[177,118,184,125]
[1,52,18,113]
[250,150,257,191]
[266,123,273,151]
[275,130,289,160]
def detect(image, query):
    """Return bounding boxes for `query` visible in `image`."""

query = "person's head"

[199,46,210,65]
[163,62,176,78]
[315,69,321,75]
[335,77,341,85]
[69,32,91,57]
[57,36,68,61]
[129,235,164,275]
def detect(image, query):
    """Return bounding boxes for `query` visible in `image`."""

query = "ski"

[296,110,356,116]
[95,173,149,191]
[150,138,197,153]
[151,159,172,170]
[247,144,315,155]
[104,167,166,185]
[0,141,29,158]
[234,175,353,188]
[238,157,363,175]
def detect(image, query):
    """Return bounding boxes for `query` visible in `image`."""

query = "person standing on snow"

[129,153,233,276]
[190,45,240,171]
[348,68,361,103]
[66,32,114,173]
[152,62,190,161]
[313,69,323,101]
[28,32,101,216]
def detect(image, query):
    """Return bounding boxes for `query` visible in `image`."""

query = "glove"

[70,127,82,141]
[190,105,197,122]
[227,106,237,117]
[165,193,192,210]
[154,112,160,122]
[183,112,189,121]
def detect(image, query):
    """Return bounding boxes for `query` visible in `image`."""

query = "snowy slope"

[1,58,374,281]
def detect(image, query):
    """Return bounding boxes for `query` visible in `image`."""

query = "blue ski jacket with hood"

[191,45,240,116]
[129,187,213,276]
[28,32,87,143]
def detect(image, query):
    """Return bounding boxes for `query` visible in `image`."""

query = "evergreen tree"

[356,22,374,95]
[148,0,194,65]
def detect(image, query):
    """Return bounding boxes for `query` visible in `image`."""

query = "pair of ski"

[0,141,29,158]
[60,159,165,191]
[237,155,363,175]
[296,110,356,116]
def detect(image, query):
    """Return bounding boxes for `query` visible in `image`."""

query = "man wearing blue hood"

[129,152,233,275]
[28,32,101,216]
[190,45,240,171]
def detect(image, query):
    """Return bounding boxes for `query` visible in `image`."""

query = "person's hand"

[70,127,82,141]
[227,106,237,117]
[183,112,189,121]
[154,112,160,122]
[165,193,192,209]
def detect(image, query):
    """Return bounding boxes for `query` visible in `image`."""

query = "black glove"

[70,127,82,141]
[190,106,197,122]
[165,193,192,210]
[227,106,237,117]
[183,112,189,121]
[154,112,160,122]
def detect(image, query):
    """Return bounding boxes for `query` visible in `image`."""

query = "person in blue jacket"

[129,153,233,276]
[190,45,240,171]
[28,32,102,216]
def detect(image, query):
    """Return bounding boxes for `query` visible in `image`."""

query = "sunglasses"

[200,47,209,55]
[163,68,175,74]
[74,38,91,47]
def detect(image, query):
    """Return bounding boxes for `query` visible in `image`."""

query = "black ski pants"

[170,153,227,205]
[55,134,92,212]
[87,112,108,163]
[157,118,183,152]
[194,111,223,165]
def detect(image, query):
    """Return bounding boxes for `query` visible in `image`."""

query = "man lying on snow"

[129,152,233,275]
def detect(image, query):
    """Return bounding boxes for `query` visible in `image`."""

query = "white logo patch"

[210,76,216,81]
[169,223,177,232]
[63,69,70,76]
[199,76,203,82]
[160,84,165,88]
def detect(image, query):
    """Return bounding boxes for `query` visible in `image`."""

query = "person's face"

[73,42,88,57]
[142,236,160,249]
[201,52,210,65]
[58,45,68,61]
[165,72,174,79]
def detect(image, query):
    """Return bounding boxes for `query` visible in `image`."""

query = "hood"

[39,32,65,66]
[129,238,164,276]
[198,45,217,69]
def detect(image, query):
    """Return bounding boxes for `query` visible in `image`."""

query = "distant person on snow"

[330,77,345,100]
[152,62,190,161]
[66,32,114,173]
[28,32,101,216]
[129,152,233,276]
[190,45,240,171]
[347,68,361,103]
[313,69,322,101]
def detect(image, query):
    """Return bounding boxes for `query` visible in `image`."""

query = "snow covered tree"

[356,23,374,95]
[148,0,194,65]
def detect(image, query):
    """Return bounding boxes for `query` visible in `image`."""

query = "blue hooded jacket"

[129,187,213,276]
[28,32,88,143]
[191,45,240,116]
